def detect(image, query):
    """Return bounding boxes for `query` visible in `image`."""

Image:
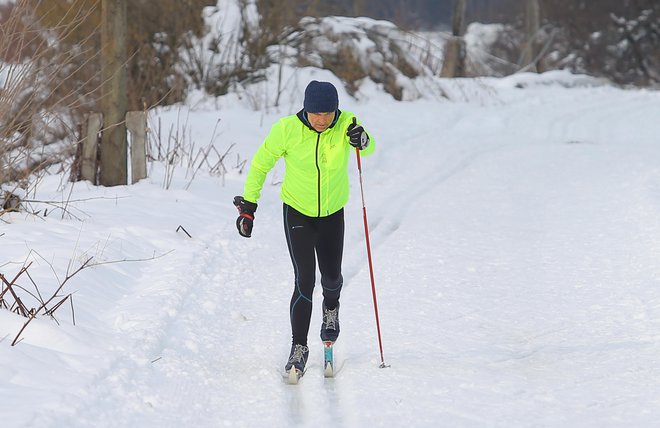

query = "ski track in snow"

[5,76,660,427]
[343,85,660,426]
[32,191,376,428]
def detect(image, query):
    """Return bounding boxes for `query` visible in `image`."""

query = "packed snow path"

[3,74,660,427]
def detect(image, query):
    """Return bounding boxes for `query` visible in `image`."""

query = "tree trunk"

[100,0,128,186]
[522,0,542,72]
[441,0,467,77]
[353,0,366,16]
[451,0,467,37]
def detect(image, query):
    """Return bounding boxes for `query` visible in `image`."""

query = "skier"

[233,80,375,380]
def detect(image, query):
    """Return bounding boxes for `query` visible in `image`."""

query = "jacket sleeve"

[243,122,286,203]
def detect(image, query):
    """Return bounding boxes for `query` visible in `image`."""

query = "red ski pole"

[355,144,389,368]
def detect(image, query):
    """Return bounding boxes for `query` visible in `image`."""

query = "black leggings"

[283,204,344,346]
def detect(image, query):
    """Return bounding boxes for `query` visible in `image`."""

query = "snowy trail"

[364,85,660,426]
[115,86,660,426]
[5,74,660,427]
[34,185,382,427]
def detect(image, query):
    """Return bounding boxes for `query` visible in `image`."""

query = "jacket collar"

[296,109,341,132]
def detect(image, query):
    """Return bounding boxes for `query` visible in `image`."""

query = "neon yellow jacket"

[243,110,375,217]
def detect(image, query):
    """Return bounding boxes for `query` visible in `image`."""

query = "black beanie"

[303,81,339,113]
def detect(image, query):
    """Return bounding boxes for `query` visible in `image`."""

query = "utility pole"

[100,0,128,186]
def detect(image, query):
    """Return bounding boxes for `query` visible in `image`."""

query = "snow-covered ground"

[2,70,660,427]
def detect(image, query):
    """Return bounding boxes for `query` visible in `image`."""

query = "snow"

[465,22,504,50]
[3,2,660,425]
[4,45,660,428]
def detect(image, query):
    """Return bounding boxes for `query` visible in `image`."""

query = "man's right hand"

[233,196,257,238]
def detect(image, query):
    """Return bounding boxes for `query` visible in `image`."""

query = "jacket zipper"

[314,133,321,217]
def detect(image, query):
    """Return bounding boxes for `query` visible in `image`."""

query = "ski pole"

[355,140,388,369]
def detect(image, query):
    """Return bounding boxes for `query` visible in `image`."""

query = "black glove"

[233,196,257,238]
[347,117,370,150]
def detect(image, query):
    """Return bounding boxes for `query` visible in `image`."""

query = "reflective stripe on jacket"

[243,109,375,217]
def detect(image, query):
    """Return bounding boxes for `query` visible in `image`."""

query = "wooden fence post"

[81,113,103,183]
[125,111,147,184]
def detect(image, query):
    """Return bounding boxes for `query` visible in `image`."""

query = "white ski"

[287,368,304,385]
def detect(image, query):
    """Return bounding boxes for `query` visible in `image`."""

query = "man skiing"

[233,80,375,382]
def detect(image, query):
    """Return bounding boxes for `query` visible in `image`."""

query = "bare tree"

[1,0,102,186]
[521,0,542,72]
[99,0,127,186]
[441,0,467,77]
[539,0,659,86]
[353,0,367,16]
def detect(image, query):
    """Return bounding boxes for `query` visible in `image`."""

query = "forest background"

[0,0,658,187]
